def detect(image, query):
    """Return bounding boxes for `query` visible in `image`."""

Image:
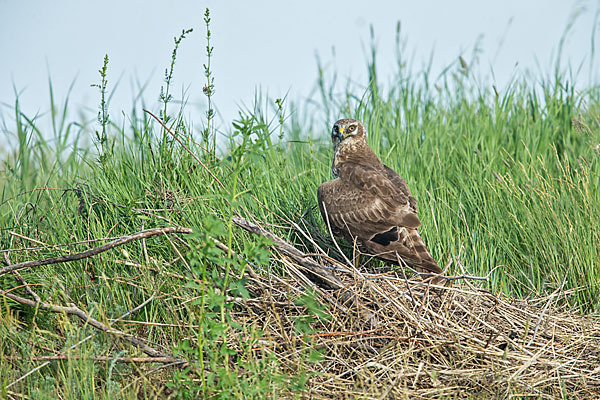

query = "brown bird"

[317,118,444,283]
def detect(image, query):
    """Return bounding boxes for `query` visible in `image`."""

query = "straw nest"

[230,216,600,399]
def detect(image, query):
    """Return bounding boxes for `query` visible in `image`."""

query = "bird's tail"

[408,230,445,284]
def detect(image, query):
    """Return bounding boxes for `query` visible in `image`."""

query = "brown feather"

[318,119,443,283]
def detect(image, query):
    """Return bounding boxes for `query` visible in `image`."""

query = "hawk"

[317,118,444,283]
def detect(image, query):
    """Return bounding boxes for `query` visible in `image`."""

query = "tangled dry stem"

[230,216,600,399]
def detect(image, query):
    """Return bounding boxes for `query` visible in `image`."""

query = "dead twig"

[0,227,192,276]
[0,289,169,358]
[6,293,160,389]
[3,355,185,364]
[232,215,356,307]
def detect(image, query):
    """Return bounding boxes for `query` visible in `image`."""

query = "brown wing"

[382,164,418,213]
[318,164,442,277]
[318,177,404,241]
[336,163,421,228]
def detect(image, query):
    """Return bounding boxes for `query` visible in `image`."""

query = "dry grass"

[225,216,600,399]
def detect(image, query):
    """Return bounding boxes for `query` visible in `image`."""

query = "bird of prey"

[317,118,444,283]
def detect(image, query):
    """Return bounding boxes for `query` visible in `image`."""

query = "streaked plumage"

[317,119,443,282]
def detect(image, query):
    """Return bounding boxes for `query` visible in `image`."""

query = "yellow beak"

[338,127,345,134]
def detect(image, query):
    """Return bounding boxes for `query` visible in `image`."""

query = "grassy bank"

[1,16,600,399]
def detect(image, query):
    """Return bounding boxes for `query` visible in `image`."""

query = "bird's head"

[331,119,366,151]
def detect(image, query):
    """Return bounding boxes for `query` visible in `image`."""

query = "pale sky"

[0,0,599,145]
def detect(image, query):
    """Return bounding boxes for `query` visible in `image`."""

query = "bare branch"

[0,227,192,276]
[232,215,358,308]
[3,355,185,364]
[6,293,161,389]
[0,289,168,358]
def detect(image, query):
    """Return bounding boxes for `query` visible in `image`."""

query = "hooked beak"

[333,127,345,140]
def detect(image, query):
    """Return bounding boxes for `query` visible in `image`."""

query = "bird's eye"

[334,126,339,133]
[348,125,356,133]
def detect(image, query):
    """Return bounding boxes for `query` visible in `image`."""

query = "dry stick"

[231,215,381,323]
[0,289,170,358]
[4,186,176,227]
[6,230,73,254]
[53,185,180,226]
[75,187,177,224]
[3,355,182,363]
[0,227,193,276]
[232,215,357,307]
[6,294,162,389]
[7,267,40,303]
[5,246,40,303]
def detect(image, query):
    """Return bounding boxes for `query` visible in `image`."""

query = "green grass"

[1,15,600,398]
